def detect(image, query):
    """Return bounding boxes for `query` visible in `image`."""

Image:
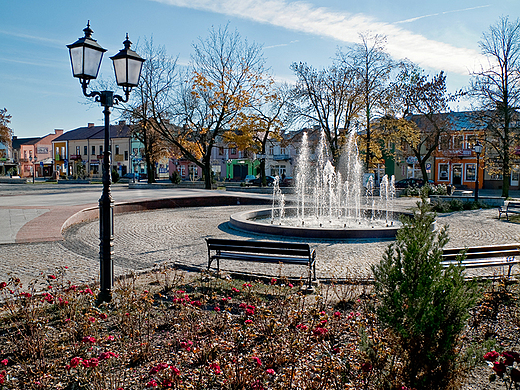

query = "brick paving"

[1,198,519,288]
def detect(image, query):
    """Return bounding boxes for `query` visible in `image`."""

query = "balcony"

[273,154,290,161]
[70,154,82,161]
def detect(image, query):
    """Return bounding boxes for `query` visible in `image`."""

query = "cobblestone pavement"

[1,200,519,287]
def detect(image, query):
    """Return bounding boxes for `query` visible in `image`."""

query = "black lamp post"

[474,141,483,202]
[29,155,37,183]
[67,22,145,303]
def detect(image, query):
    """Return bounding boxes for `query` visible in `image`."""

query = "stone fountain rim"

[230,207,412,240]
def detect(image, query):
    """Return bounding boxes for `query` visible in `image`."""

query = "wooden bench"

[206,238,316,288]
[498,202,520,221]
[441,243,520,277]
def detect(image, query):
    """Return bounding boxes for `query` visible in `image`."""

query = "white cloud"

[151,0,486,75]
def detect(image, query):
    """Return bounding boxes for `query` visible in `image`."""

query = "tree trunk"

[146,156,155,184]
[502,154,510,197]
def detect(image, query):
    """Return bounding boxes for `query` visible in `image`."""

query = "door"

[452,164,462,186]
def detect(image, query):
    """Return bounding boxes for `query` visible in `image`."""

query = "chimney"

[55,129,63,135]
[88,123,95,128]
[119,120,126,126]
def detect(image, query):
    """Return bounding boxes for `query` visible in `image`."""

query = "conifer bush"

[372,198,479,389]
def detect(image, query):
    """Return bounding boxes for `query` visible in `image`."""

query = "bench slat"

[214,252,311,264]
[207,238,310,251]
[208,244,311,257]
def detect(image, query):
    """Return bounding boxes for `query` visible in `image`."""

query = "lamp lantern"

[110,34,145,89]
[67,21,107,81]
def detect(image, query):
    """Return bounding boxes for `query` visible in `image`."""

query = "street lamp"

[67,22,145,303]
[474,141,483,202]
[28,155,37,183]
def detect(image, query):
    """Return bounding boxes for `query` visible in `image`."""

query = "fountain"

[230,131,408,239]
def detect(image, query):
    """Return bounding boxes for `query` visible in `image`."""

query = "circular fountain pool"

[230,208,409,239]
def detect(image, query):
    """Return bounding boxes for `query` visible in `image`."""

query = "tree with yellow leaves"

[0,108,13,148]
[165,25,269,189]
[224,82,291,186]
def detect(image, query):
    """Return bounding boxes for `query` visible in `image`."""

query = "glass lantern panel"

[112,58,127,85]
[126,58,143,86]
[70,47,84,77]
[83,47,104,79]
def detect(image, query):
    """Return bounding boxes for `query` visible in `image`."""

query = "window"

[466,163,476,182]
[99,146,103,155]
[219,147,224,156]
[24,151,27,159]
[466,134,477,149]
[280,147,286,155]
[124,151,129,161]
[76,146,80,155]
[84,146,87,156]
[115,145,120,155]
[453,135,463,150]
[439,164,449,180]
[230,148,237,155]
[269,145,274,155]
[92,146,96,155]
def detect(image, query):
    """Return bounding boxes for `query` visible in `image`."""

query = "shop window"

[466,163,476,182]
[439,164,449,180]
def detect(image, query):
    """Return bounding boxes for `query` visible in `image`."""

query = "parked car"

[395,178,425,189]
[243,174,256,184]
[250,175,276,186]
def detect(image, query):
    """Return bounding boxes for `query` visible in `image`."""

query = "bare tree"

[290,62,360,167]
[162,25,268,189]
[120,37,178,183]
[469,16,520,197]
[340,33,394,171]
[383,63,457,181]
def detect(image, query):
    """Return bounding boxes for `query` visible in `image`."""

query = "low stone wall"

[430,195,505,207]
[60,195,272,233]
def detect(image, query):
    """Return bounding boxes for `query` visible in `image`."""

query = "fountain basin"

[230,208,411,239]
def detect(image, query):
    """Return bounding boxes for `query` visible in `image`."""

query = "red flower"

[245,319,253,324]
[0,282,6,289]
[214,306,220,312]
[333,311,341,318]
[484,351,500,362]
[266,368,275,375]
[0,359,7,366]
[361,362,372,372]
[48,275,56,280]
[210,362,221,374]
[191,300,202,307]
[99,313,108,320]
[493,361,507,377]
[270,278,277,285]
[232,287,240,293]
[252,356,262,366]
[82,336,96,344]
[313,327,328,336]
[88,358,99,367]
[503,351,520,365]
[146,380,158,387]
[70,357,82,368]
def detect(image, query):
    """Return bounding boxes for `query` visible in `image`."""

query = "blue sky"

[1,0,518,137]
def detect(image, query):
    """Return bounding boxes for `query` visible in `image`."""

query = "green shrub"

[449,198,464,211]
[372,198,479,389]
[169,171,181,184]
